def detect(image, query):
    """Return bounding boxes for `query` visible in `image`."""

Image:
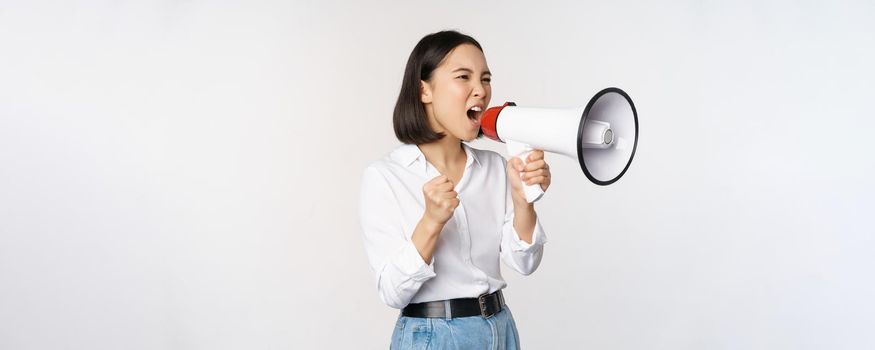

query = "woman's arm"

[411,174,460,263]
[410,216,443,264]
[360,166,438,309]
[512,201,537,244]
[509,150,551,244]
[499,191,547,276]
[499,151,551,275]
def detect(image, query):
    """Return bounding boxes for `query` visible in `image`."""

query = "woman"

[360,30,552,349]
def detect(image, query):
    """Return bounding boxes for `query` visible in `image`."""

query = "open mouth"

[466,106,483,122]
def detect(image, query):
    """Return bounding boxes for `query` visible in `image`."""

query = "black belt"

[402,290,506,319]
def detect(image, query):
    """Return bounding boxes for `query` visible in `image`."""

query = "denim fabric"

[390,306,520,350]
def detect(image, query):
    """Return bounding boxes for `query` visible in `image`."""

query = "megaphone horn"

[480,87,639,203]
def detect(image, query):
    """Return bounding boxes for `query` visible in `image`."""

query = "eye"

[457,75,469,80]
[482,77,492,83]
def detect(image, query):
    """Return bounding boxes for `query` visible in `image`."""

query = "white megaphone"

[480,87,639,203]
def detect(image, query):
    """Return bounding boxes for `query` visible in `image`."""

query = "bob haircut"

[393,30,484,145]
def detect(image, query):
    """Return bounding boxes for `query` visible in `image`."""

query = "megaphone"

[480,87,639,203]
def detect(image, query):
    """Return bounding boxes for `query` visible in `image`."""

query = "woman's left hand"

[508,150,551,203]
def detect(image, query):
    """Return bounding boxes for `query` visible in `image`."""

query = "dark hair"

[393,30,483,144]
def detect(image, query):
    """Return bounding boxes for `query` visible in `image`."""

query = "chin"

[452,124,480,142]
[459,132,478,142]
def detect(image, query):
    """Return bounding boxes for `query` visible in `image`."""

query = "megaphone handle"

[506,139,544,203]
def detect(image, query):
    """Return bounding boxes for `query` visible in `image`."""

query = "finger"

[524,159,547,172]
[427,176,453,188]
[429,175,449,184]
[440,190,459,199]
[435,181,454,192]
[521,168,548,181]
[422,179,446,193]
[424,176,447,190]
[527,150,544,162]
[525,175,548,186]
[508,158,524,172]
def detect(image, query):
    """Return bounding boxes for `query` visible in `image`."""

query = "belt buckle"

[477,293,494,319]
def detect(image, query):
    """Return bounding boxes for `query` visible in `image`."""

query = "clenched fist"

[422,175,459,226]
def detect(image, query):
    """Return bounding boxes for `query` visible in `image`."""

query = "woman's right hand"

[422,175,459,226]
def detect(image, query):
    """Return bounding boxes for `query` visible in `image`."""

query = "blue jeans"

[390,306,521,350]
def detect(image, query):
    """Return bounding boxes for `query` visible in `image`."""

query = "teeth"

[469,106,482,112]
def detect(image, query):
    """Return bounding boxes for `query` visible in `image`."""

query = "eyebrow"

[452,67,492,76]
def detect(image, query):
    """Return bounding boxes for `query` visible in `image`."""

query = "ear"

[420,80,433,104]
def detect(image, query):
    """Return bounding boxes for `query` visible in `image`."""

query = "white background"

[1,1,874,349]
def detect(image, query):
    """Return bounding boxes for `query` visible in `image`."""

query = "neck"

[417,136,465,169]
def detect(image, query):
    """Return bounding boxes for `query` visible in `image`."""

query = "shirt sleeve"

[499,161,548,276]
[360,165,436,309]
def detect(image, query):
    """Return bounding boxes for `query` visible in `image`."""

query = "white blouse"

[360,143,547,309]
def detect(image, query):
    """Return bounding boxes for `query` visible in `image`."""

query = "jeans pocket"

[395,316,407,330]
[397,317,432,350]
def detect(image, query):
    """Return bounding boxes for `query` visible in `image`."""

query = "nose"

[472,81,486,98]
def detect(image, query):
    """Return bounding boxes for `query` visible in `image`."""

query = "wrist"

[512,199,534,212]
[420,216,444,234]
[511,192,528,207]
